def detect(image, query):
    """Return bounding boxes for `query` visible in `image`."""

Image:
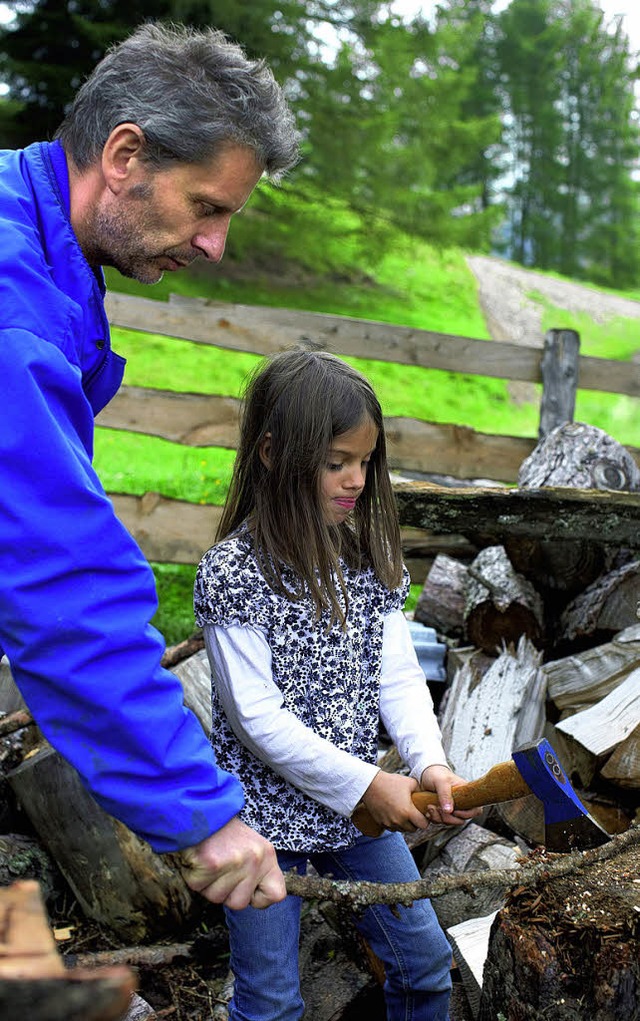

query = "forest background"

[1,0,639,643]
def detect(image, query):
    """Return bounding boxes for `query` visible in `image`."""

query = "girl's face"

[320,416,379,525]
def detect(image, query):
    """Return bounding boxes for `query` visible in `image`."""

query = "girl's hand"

[419,765,483,826]
[360,770,431,833]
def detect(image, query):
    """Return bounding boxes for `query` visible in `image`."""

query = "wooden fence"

[99,291,640,575]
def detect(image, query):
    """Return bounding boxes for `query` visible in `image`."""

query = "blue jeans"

[223,831,452,1021]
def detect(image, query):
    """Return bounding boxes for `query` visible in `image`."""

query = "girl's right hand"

[360,769,430,833]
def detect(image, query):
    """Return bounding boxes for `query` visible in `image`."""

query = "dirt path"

[466,254,640,347]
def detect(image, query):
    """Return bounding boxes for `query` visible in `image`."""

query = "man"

[0,21,299,910]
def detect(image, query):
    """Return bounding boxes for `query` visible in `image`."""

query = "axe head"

[513,739,610,852]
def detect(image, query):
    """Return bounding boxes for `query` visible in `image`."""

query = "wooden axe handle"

[352,759,533,838]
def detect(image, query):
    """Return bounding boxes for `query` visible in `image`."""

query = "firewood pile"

[1,420,639,1021]
[404,421,640,1019]
[412,422,640,829]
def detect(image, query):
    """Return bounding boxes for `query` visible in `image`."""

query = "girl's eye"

[327,462,343,472]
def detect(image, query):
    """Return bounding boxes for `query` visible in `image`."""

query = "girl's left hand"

[419,765,483,826]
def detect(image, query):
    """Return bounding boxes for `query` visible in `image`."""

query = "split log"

[559,558,640,647]
[169,648,212,732]
[446,911,498,1020]
[6,745,199,942]
[393,481,640,550]
[554,669,640,787]
[414,554,468,637]
[464,546,544,654]
[544,622,640,713]
[505,422,640,602]
[440,636,545,779]
[398,521,478,588]
[600,721,640,789]
[0,880,65,979]
[443,646,495,687]
[477,839,640,1021]
[440,636,547,848]
[0,880,137,1021]
[518,421,640,492]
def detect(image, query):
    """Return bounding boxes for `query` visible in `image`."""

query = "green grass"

[96,241,640,644]
[151,562,199,647]
[96,430,237,504]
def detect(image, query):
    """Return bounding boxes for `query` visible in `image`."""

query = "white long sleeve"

[379,610,449,782]
[203,625,379,816]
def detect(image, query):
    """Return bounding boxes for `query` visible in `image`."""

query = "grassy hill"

[96,237,640,644]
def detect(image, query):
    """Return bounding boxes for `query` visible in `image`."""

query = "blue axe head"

[513,738,610,851]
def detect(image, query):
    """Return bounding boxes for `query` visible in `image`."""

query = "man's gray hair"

[55,21,300,177]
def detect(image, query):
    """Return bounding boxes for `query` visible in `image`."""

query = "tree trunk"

[478,843,640,1020]
[7,746,199,942]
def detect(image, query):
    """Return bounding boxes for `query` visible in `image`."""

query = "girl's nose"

[346,465,366,490]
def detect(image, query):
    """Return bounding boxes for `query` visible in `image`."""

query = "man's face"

[90,143,263,284]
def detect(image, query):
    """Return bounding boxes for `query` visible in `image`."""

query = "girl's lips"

[334,498,357,509]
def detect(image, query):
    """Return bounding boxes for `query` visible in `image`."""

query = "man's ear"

[259,433,272,469]
[101,123,147,193]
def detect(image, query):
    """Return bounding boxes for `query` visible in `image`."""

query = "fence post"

[538,328,580,439]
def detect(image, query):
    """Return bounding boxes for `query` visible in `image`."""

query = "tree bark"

[559,559,640,647]
[464,546,545,654]
[506,422,640,605]
[537,329,579,439]
[477,842,640,1020]
[7,746,198,942]
[414,554,468,636]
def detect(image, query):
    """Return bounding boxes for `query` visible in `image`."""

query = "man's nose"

[192,217,231,263]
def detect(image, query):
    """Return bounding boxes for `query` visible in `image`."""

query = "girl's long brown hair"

[216,348,403,624]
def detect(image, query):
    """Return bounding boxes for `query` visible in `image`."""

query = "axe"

[352,738,610,851]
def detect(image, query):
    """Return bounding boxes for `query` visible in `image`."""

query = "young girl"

[194,349,477,1021]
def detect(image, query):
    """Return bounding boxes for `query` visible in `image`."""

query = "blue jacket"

[0,141,244,851]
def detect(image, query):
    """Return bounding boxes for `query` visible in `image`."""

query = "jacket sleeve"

[0,327,244,852]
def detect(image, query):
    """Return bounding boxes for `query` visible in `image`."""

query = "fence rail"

[99,292,640,571]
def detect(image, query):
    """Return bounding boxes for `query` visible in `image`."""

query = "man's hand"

[179,816,286,910]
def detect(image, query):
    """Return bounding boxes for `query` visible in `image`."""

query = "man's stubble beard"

[91,201,166,284]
